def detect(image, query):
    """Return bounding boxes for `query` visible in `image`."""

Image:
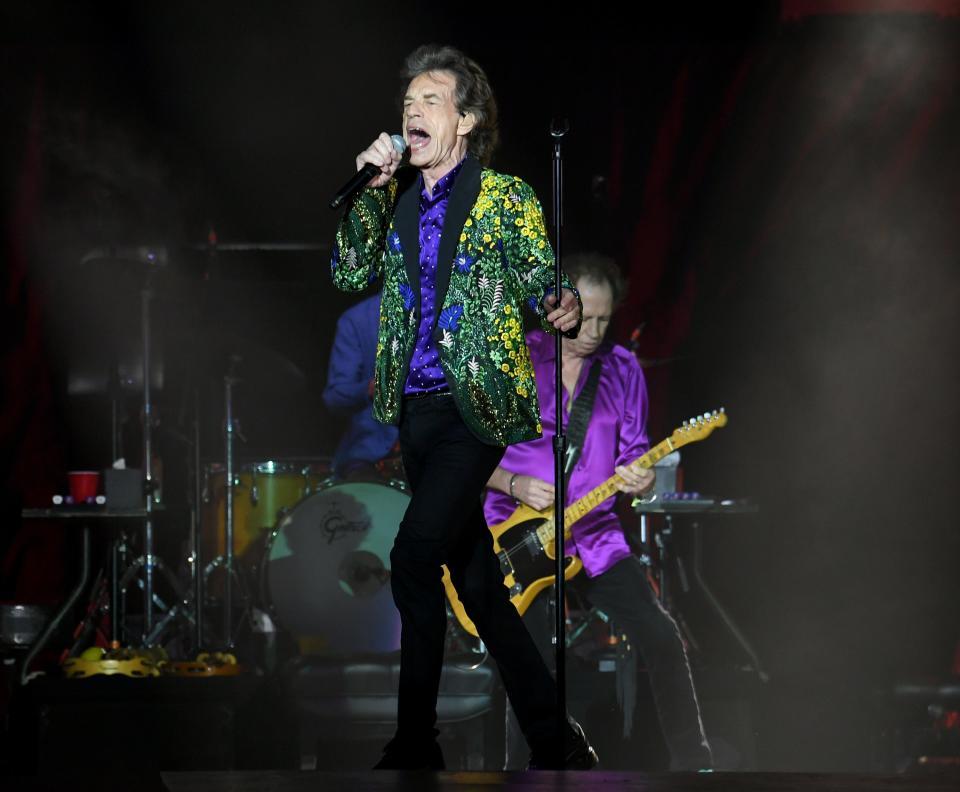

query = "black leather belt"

[402,390,452,402]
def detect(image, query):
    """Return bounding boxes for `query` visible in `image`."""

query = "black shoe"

[372,736,445,771]
[527,718,598,770]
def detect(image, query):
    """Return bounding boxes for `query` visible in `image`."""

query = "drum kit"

[62,242,418,670]
[201,459,407,657]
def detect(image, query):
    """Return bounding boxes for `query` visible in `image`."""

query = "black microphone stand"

[550,118,570,758]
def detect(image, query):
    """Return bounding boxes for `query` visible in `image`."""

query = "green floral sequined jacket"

[331,154,580,447]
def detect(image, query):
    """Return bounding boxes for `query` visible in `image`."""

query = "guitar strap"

[562,358,603,489]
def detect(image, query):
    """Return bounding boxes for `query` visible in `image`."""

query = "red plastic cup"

[68,471,100,503]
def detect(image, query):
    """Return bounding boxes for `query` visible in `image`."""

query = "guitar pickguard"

[498,518,578,598]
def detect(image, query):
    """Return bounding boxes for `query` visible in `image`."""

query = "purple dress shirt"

[483,330,650,577]
[403,157,466,395]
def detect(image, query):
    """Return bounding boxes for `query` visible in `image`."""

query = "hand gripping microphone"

[329,134,407,210]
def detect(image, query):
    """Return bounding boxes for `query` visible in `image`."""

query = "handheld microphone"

[329,134,407,210]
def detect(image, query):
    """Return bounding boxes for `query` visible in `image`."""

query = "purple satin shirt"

[403,157,466,395]
[483,330,650,577]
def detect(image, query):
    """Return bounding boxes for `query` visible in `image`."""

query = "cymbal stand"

[141,586,196,646]
[114,264,188,646]
[193,387,204,651]
[142,276,157,640]
[117,547,191,643]
[200,354,250,649]
[224,357,237,647]
[121,394,201,649]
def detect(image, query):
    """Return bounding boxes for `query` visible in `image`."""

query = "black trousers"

[390,394,560,754]
[506,555,712,771]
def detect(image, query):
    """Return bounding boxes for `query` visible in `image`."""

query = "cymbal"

[80,245,169,267]
[174,328,306,389]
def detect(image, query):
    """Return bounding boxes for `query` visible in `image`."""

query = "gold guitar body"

[441,502,582,638]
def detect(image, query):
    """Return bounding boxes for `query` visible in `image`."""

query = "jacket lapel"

[393,170,421,314]
[434,155,481,323]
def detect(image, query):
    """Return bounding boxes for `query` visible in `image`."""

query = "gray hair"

[401,44,499,166]
[563,252,628,308]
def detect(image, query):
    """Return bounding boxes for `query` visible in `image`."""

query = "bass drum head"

[262,480,406,655]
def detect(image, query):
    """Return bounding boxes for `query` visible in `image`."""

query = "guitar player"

[483,252,713,771]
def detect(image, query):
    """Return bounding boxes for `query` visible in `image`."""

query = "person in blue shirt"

[322,292,399,476]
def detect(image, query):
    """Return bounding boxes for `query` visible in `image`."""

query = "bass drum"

[261,479,407,655]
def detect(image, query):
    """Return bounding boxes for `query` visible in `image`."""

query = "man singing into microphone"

[330,44,593,770]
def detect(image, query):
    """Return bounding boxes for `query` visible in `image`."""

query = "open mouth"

[407,126,431,151]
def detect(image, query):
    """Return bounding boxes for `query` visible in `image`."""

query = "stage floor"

[5,771,960,792]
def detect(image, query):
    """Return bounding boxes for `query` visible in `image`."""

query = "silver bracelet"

[508,473,519,501]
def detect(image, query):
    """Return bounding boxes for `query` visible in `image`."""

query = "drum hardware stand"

[68,546,152,656]
[108,258,191,647]
[224,356,238,648]
[201,555,252,645]
[198,354,250,650]
[118,555,186,613]
[110,531,121,645]
[192,387,204,653]
[113,530,127,644]
[142,586,197,647]
[114,480,198,649]
[142,274,158,642]
[565,605,609,648]
[109,261,167,645]
[547,590,609,653]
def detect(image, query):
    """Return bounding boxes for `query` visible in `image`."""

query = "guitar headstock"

[670,408,728,446]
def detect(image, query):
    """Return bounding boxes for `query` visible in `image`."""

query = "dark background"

[2,0,958,772]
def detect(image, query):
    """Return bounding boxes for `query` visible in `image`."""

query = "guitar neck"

[533,410,726,549]
[563,437,675,530]
[536,437,677,549]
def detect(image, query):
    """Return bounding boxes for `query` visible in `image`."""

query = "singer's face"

[402,71,473,178]
[566,277,614,359]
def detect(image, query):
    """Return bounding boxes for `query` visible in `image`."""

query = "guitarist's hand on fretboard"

[614,464,655,497]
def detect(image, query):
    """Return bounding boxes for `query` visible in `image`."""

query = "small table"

[632,496,759,516]
[632,496,767,682]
